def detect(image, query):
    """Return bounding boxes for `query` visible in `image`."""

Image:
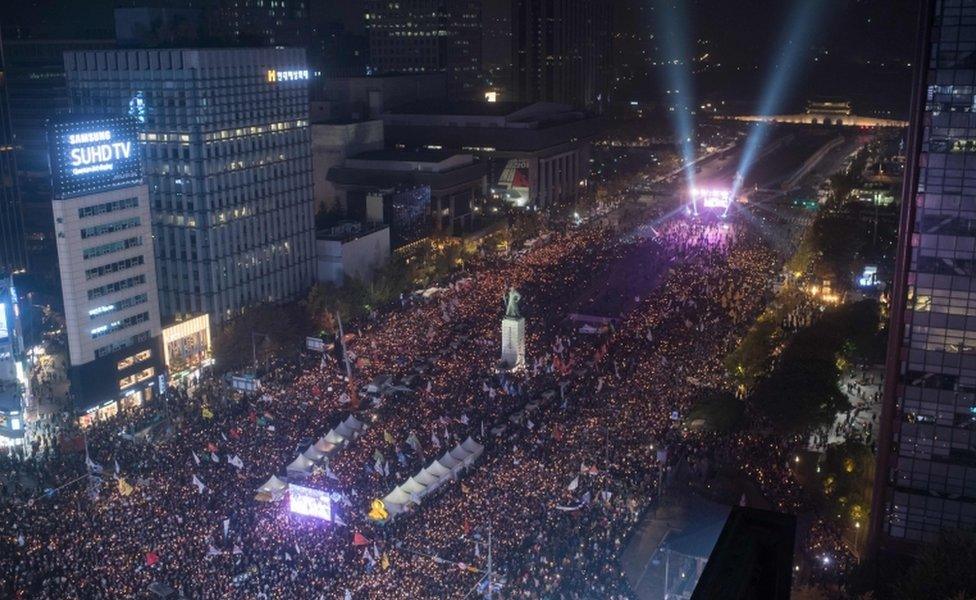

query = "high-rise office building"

[511,0,612,110]
[0,32,27,276]
[48,115,164,417]
[64,47,316,325]
[364,0,482,99]
[871,0,976,552]
[209,0,310,48]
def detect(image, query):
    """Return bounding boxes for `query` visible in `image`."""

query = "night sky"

[2,0,923,116]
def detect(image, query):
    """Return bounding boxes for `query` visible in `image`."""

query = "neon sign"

[266,69,309,83]
[67,130,133,176]
[49,116,143,200]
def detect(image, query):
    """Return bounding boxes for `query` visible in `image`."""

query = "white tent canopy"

[400,477,427,497]
[303,444,326,462]
[461,437,484,457]
[286,454,314,475]
[426,459,453,479]
[378,437,486,520]
[343,415,365,433]
[314,437,339,454]
[414,469,442,489]
[257,475,289,497]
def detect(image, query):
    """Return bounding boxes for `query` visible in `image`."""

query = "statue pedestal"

[501,316,525,371]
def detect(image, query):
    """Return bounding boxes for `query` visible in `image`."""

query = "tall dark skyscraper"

[871,0,976,553]
[0,31,27,276]
[209,0,310,47]
[512,0,612,110]
[364,0,482,99]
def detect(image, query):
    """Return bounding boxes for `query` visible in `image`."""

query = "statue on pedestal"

[504,287,522,319]
[501,287,525,371]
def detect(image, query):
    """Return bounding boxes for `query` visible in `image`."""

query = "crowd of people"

[0,206,855,598]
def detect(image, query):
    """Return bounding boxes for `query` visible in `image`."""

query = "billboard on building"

[48,115,143,200]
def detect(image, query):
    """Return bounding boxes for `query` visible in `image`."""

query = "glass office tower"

[872,0,976,551]
[63,47,315,325]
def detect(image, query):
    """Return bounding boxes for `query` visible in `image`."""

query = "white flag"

[220,432,228,442]
[114,459,120,476]
[228,455,244,469]
[192,451,201,466]
[85,456,103,474]
[335,514,348,527]
[192,474,206,494]
[223,518,230,539]
[345,590,352,600]
[210,452,219,463]
[567,476,579,491]
[326,466,339,481]
[207,543,222,557]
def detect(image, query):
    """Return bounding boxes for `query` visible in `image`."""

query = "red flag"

[206,443,218,453]
[462,520,471,536]
[352,531,370,546]
[145,551,159,567]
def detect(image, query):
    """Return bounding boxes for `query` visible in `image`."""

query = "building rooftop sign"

[48,115,143,200]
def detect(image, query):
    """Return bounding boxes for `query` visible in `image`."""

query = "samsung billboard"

[49,116,143,200]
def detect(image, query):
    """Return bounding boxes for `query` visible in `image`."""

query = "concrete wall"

[311,120,384,213]
[315,226,391,285]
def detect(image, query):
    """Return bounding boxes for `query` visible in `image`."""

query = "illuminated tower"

[871,0,976,554]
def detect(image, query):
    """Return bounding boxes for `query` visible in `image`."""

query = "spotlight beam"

[654,1,698,212]
[731,0,825,200]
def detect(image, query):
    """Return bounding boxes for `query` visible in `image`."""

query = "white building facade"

[49,115,164,417]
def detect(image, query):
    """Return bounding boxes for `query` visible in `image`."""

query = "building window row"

[94,330,151,359]
[83,236,144,260]
[80,217,141,240]
[87,274,146,301]
[85,255,145,281]
[78,197,139,219]
[91,311,150,340]
[88,293,149,319]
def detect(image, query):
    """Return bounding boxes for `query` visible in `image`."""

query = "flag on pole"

[383,430,395,444]
[567,476,579,491]
[228,455,244,469]
[352,531,369,546]
[114,459,120,476]
[210,452,219,463]
[223,518,230,539]
[117,478,134,496]
[381,552,390,570]
[192,474,206,494]
[145,551,160,567]
[325,466,339,481]
[192,451,201,466]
